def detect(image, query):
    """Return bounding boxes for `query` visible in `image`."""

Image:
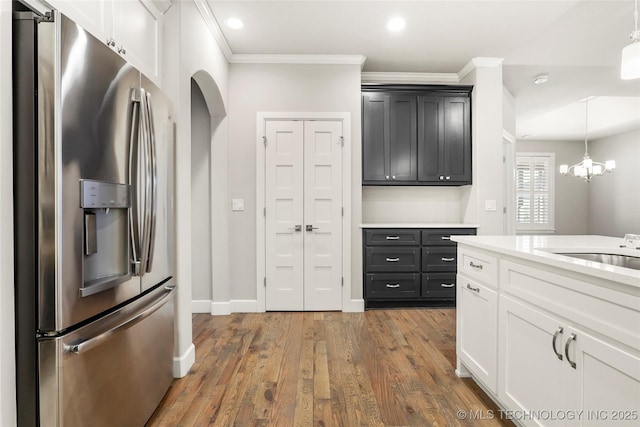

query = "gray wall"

[516,139,589,235]
[588,129,640,236]
[227,63,362,301]
[517,131,640,237]
[190,80,212,300]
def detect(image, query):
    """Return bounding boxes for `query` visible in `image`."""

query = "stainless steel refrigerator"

[13,7,176,427]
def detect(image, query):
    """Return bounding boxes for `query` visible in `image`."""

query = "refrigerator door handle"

[128,89,142,275]
[138,89,152,277]
[145,91,157,272]
[64,285,176,355]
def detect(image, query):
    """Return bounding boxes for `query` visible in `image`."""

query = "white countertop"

[360,223,479,229]
[452,235,640,288]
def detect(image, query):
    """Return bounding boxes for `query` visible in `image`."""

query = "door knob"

[306,225,319,231]
[288,225,302,232]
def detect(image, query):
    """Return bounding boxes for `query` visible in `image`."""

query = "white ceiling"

[208,0,640,141]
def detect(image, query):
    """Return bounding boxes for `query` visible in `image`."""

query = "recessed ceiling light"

[226,18,244,29]
[387,17,406,32]
[533,74,549,85]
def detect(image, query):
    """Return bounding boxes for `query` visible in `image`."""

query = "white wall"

[0,1,17,424]
[516,140,589,234]
[162,0,230,376]
[362,186,464,223]
[460,60,505,235]
[228,63,363,302]
[503,86,516,138]
[190,80,212,301]
[588,129,640,236]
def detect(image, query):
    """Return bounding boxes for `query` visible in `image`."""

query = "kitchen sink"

[560,253,640,271]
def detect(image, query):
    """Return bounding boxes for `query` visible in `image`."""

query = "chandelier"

[621,0,640,79]
[559,98,615,182]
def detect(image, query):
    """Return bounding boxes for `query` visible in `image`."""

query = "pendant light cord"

[633,0,640,40]
[584,98,589,156]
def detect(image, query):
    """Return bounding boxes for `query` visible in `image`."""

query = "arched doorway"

[189,71,229,314]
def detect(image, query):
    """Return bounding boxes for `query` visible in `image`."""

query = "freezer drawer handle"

[64,285,176,355]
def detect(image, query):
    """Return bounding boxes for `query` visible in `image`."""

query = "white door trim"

[256,112,352,312]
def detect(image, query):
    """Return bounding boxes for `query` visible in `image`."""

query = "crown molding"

[458,57,504,80]
[193,0,233,61]
[361,72,460,84]
[230,54,367,67]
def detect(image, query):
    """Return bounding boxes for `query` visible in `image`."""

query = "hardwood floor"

[147,309,512,427]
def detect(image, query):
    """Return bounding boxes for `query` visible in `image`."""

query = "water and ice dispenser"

[80,180,131,297]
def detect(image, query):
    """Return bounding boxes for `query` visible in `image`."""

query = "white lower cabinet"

[499,295,640,427]
[457,274,497,392]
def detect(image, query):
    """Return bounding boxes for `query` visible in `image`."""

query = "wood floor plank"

[147,310,513,427]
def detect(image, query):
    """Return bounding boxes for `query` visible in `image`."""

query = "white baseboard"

[342,299,365,312]
[210,300,232,315]
[193,299,362,313]
[193,299,260,315]
[173,343,195,378]
[191,300,212,313]
[231,299,259,313]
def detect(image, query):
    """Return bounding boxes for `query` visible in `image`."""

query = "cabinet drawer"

[365,274,420,299]
[422,273,456,299]
[365,229,420,246]
[458,247,498,286]
[422,246,457,271]
[365,247,420,272]
[422,228,476,246]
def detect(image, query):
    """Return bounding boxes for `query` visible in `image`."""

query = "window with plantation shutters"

[515,153,555,232]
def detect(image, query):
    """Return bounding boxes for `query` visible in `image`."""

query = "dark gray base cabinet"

[363,227,476,309]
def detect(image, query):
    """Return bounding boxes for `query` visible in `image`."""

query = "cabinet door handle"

[441,283,455,288]
[118,46,127,55]
[552,326,564,360]
[446,176,451,180]
[386,283,400,288]
[385,175,390,180]
[385,236,400,240]
[439,176,444,180]
[441,236,451,240]
[106,37,116,47]
[466,283,480,293]
[564,333,577,369]
[385,257,400,262]
[392,175,396,180]
[441,257,455,262]
[469,261,483,270]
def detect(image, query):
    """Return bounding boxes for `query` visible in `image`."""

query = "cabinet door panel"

[442,97,471,183]
[51,1,111,42]
[458,275,497,392]
[568,328,640,425]
[111,0,160,80]
[362,93,387,182]
[499,296,569,426]
[417,96,442,182]
[388,94,417,181]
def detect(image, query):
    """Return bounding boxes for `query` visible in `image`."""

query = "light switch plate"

[485,200,497,212]
[232,199,244,211]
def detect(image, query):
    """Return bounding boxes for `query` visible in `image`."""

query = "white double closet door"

[265,120,343,311]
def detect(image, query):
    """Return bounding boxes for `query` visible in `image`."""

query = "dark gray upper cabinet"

[362,85,472,186]
[362,92,417,183]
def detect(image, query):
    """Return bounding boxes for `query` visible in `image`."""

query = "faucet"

[621,234,640,249]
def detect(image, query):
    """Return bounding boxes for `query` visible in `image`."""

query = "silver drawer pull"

[441,236,451,240]
[386,236,400,240]
[441,283,455,288]
[441,257,455,262]
[565,333,577,369]
[385,257,400,262]
[386,283,400,288]
[466,283,480,293]
[552,326,564,360]
[469,261,484,270]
